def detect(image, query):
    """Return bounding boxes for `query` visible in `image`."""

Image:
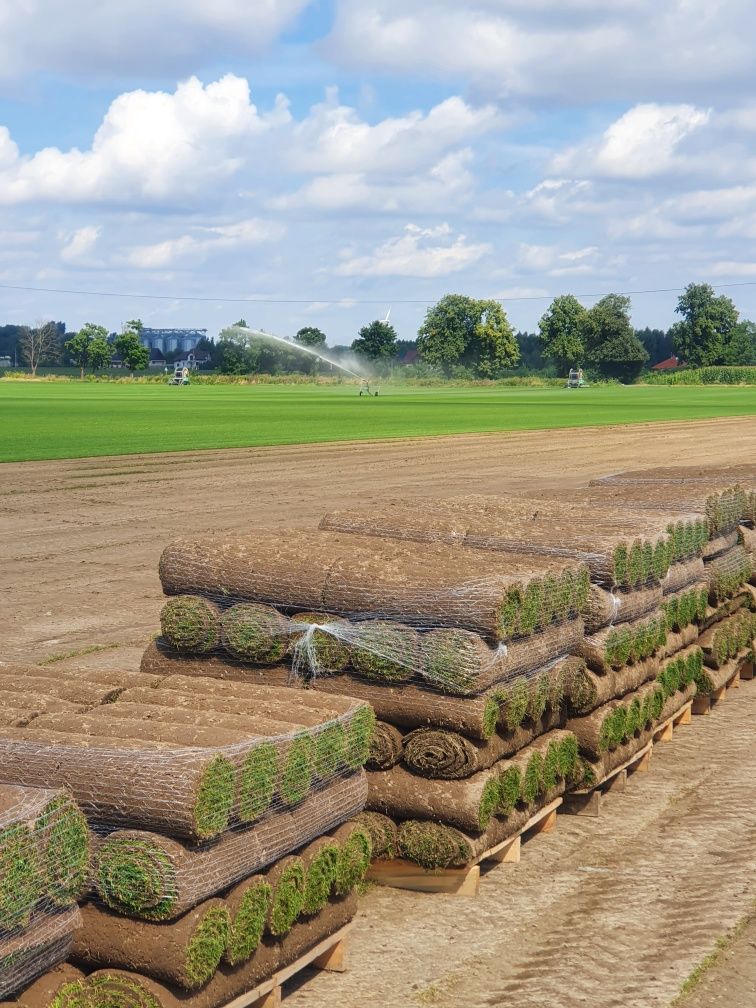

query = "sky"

[3,0,756,345]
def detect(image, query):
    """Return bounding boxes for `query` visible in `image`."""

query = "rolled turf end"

[193,755,236,840]
[226,878,271,966]
[183,904,231,988]
[95,836,177,921]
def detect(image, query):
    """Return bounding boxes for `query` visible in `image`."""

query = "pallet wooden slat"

[367,798,563,896]
[220,923,354,1008]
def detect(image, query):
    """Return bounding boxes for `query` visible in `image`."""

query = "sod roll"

[699,610,756,668]
[0,730,237,843]
[159,528,586,642]
[71,899,231,990]
[366,763,503,834]
[141,640,294,685]
[0,908,81,1001]
[660,583,708,632]
[354,811,397,859]
[222,875,270,967]
[584,582,662,633]
[706,545,754,603]
[93,771,367,921]
[694,655,750,695]
[160,597,221,655]
[582,610,668,672]
[662,557,706,595]
[80,892,359,1008]
[14,964,85,1008]
[566,656,660,714]
[321,494,689,588]
[366,722,404,770]
[328,821,372,896]
[299,836,339,917]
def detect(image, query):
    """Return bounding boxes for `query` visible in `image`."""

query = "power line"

[2,279,756,304]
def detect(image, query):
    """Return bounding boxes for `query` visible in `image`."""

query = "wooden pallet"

[652,700,693,743]
[366,797,562,896]
[691,659,751,716]
[561,740,653,818]
[221,922,353,1008]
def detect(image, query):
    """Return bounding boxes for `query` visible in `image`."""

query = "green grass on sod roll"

[192,755,237,840]
[238,742,279,822]
[419,630,487,695]
[498,766,522,816]
[56,974,161,1008]
[344,706,376,770]
[279,736,314,806]
[350,622,418,684]
[160,596,219,653]
[268,860,306,936]
[220,603,289,663]
[558,734,580,779]
[184,904,231,987]
[495,678,529,731]
[334,826,372,896]
[226,878,271,965]
[0,823,42,931]
[521,752,544,805]
[397,820,470,870]
[527,672,550,722]
[476,778,501,831]
[302,842,339,915]
[313,723,347,779]
[541,741,561,791]
[290,613,351,673]
[35,794,90,906]
[96,835,178,921]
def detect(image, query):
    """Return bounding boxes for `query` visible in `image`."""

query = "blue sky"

[2,0,756,345]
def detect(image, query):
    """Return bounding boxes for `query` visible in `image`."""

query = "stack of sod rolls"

[137,527,592,872]
[0,784,90,999]
[0,667,374,1004]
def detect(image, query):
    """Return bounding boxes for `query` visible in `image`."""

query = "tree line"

[2,283,754,380]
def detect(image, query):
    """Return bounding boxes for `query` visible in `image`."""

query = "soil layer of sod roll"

[417,619,584,696]
[0,664,160,690]
[567,657,660,715]
[0,676,123,707]
[354,811,397,859]
[366,722,404,770]
[15,964,85,1008]
[662,557,707,595]
[0,729,236,843]
[81,893,359,1008]
[401,704,563,779]
[366,763,503,833]
[396,785,566,870]
[584,582,662,634]
[158,528,580,642]
[93,772,368,921]
[141,640,294,685]
[71,899,231,990]
[321,494,676,589]
[141,651,501,739]
[0,907,81,1001]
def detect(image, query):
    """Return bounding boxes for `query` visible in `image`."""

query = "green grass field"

[1,381,754,462]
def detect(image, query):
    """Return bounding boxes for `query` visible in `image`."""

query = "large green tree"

[115,328,149,371]
[295,327,327,347]
[537,295,589,374]
[724,319,756,365]
[585,294,648,382]
[351,320,398,360]
[670,283,740,366]
[65,322,109,378]
[416,294,519,377]
[89,336,114,371]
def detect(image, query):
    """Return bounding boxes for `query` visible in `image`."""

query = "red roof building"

[651,354,685,371]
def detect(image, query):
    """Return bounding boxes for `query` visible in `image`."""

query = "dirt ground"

[3,416,756,1007]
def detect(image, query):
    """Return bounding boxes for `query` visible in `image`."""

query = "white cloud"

[0,76,290,206]
[0,1,307,82]
[327,0,756,103]
[125,219,285,269]
[552,104,711,179]
[273,148,476,213]
[60,226,101,263]
[289,91,500,173]
[336,223,490,277]
[516,243,601,276]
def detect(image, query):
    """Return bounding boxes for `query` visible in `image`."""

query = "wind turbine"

[380,307,392,325]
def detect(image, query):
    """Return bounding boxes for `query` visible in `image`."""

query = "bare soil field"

[2,416,756,1007]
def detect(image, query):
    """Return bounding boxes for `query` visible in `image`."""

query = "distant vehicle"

[566,368,587,389]
[168,365,190,386]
